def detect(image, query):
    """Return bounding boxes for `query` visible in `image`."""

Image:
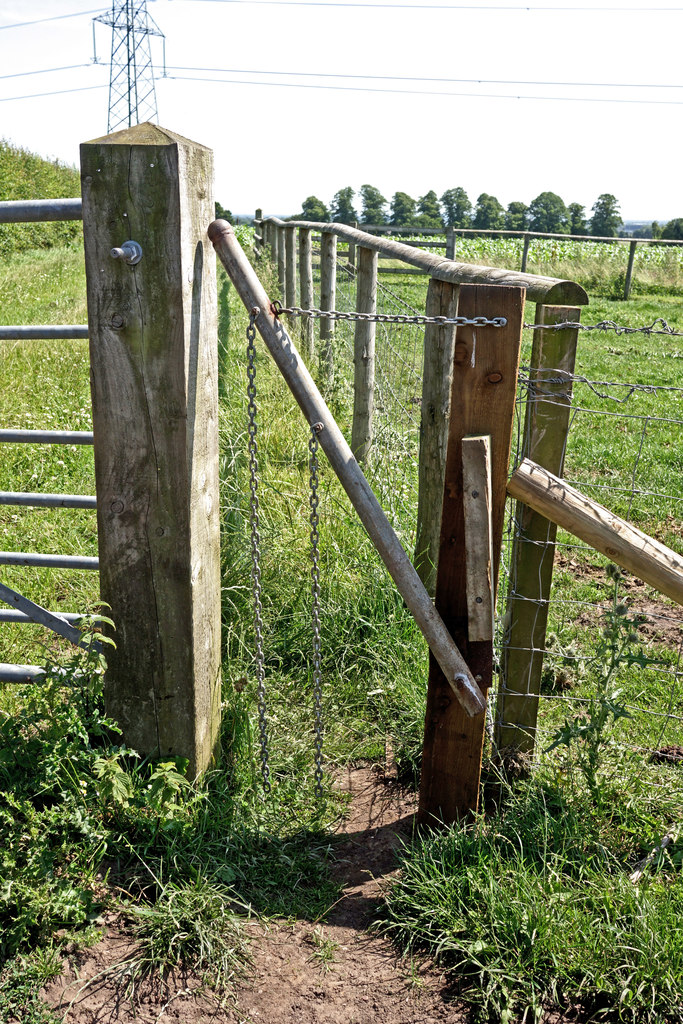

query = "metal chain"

[309,422,324,800]
[247,306,270,793]
[271,300,506,328]
[524,317,683,337]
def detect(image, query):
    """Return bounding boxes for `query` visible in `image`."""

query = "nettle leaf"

[93,755,134,807]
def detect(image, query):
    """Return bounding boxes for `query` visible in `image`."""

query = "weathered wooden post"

[320,231,337,381]
[298,226,315,363]
[351,246,378,463]
[284,223,297,312]
[623,239,637,300]
[277,224,286,294]
[347,221,358,271]
[418,283,524,824]
[254,207,263,255]
[495,306,580,756]
[80,124,221,776]
[521,233,531,272]
[446,226,455,260]
[413,277,459,597]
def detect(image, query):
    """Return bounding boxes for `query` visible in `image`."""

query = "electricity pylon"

[93,1,165,133]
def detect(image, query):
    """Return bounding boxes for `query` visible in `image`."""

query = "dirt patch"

[42,765,468,1024]
[556,556,682,649]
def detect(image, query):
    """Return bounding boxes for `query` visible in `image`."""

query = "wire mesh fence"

[496,364,683,770]
[305,252,683,771]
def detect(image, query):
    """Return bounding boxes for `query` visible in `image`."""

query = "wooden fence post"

[418,284,524,824]
[521,233,531,272]
[446,226,455,260]
[320,231,337,381]
[413,277,458,597]
[277,225,286,294]
[298,226,314,363]
[623,239,637,300]
[80,124,222,776]
[347,221,358,271]
[495,305,581,756]
[351,246,378,464]
[285,223,297,312]
[254,207,262,255]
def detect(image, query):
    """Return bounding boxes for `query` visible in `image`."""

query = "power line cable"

[168,0,683,9]
[163,72,683,103]
[0,64,92,82]
[165,64,683,89]
[0,9,105,31]
[0,84,108,104]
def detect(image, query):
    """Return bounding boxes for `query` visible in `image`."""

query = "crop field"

[2,231,683,1023]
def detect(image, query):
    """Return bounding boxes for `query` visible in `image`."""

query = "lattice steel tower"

[94,1,165,133]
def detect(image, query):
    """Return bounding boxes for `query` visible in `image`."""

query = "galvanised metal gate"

[0,198,99,682]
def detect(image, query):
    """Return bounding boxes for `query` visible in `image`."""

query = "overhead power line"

[0,84,108,104]
[0,64,92,82]
[0,9,105,31]
[164,72,683,103]
[166,65,683,90]
[169,0,683,9]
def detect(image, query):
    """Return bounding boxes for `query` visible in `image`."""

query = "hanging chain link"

[247,306,270,793]
[309,422,324,800]
[271,299,507,328]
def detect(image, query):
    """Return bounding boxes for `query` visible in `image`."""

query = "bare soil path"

[42,766,469,1024]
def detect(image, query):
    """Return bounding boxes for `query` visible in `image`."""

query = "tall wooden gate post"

[80,124,222,776]
[495,306,580,756]
[418,284,525,825]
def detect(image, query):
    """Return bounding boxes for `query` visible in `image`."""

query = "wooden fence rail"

[256,214,683,299]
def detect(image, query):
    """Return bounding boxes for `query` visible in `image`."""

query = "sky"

[0,0,681,222]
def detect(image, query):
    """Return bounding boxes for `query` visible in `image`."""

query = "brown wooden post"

[351,245,378,463]
[347,220,358,270]
[266,219,275,262]
[495,305,580,757]
[298,226,314,363]
[320,231,337,381]
[413,278,458,597]
[80,124,222,776]
[277,225,286,294]
[418,283,524,825]
[521,233,531,272]
[624,239,637,300]
[446,226,455,260]
[285,223,297,311]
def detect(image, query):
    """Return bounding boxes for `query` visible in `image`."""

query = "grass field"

[1,232,683,1023]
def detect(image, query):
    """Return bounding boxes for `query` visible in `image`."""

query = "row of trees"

[298,187,624,237]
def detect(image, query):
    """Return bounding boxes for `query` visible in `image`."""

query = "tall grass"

[0,140,82,257]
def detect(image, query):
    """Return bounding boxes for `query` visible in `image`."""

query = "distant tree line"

[296,188,683,242]
[297,187,637,238]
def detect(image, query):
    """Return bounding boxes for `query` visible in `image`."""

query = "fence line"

[255,214,683,798]
[258,213,683,298]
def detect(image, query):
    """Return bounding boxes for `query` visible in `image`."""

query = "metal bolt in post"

[110,240,143,265]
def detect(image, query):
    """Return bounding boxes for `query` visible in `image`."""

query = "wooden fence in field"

[257,216,683,299]
[5,126,681,822]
